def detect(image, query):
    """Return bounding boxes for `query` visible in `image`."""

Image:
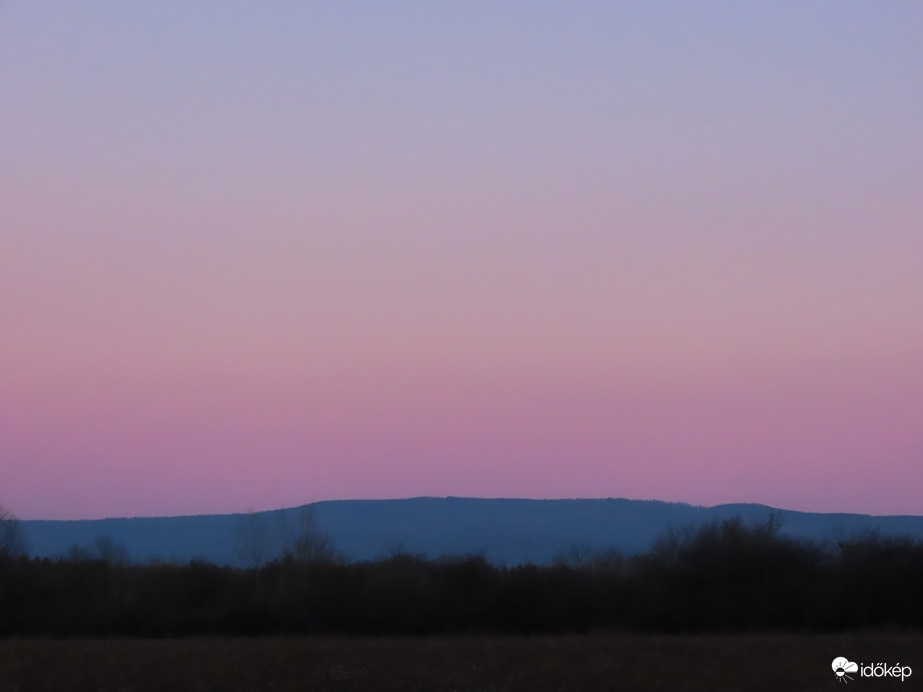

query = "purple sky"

[2,2,921,519]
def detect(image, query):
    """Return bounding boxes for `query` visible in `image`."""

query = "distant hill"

[20,497,923,567]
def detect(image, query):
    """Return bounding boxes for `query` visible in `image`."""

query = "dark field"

[1,633,920,692]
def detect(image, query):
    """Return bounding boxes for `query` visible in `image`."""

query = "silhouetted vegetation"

[2,515,921,637]
[0,506,26,562]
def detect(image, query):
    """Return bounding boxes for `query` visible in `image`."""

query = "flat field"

[1,633,919,691]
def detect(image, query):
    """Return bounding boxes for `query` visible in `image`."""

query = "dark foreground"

[1,633,919,692]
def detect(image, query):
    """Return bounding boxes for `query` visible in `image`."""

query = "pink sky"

[2,2,921,519]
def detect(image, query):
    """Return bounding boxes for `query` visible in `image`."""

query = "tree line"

[1,506,921,636]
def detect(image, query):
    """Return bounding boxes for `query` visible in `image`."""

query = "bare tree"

[93,534,129,564]
[553,542,595,568]
[275,509,293,560]
[235,510,270,568]
[290,506,338,564]
[0,504,26,560]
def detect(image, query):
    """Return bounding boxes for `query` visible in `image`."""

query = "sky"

[2,1,921,520]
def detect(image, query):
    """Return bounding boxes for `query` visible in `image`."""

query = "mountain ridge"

[20,497,923,567]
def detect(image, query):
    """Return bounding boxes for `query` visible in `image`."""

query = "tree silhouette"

[289,506,338,564]
[93,534,129,564]
[235,510,270,568]
[0,504,26,560]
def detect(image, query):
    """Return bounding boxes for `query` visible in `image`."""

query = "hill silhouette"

[21,497,923,566]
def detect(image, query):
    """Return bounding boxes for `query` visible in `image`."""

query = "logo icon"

[833,657,859,683]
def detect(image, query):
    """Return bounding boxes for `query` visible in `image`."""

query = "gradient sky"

[2,2,921,519]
